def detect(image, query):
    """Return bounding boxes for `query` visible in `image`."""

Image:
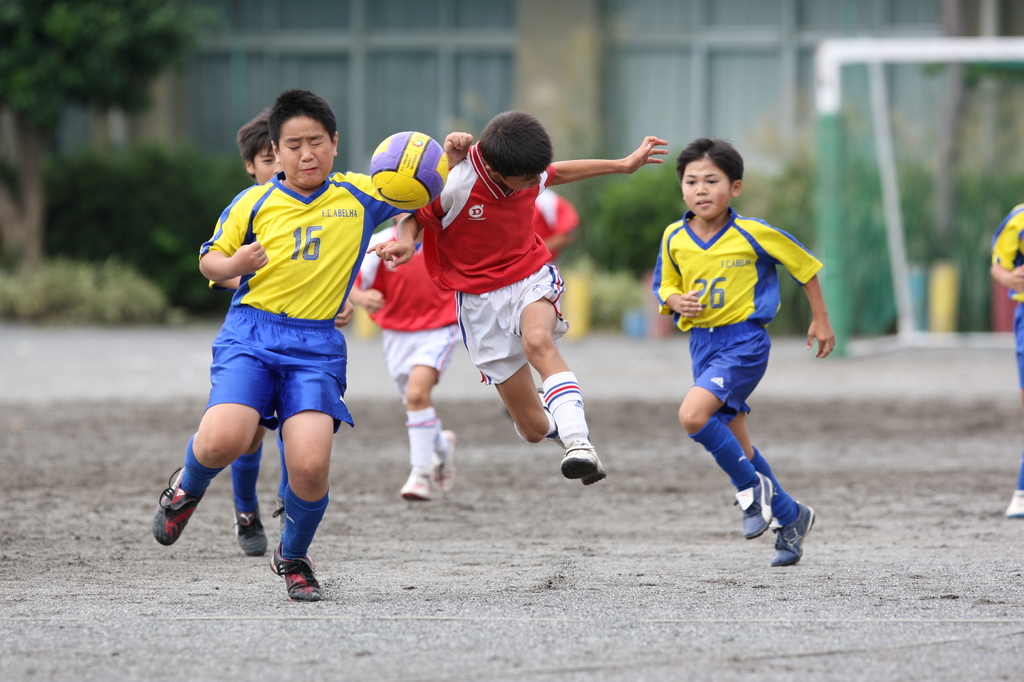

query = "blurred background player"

[349,215,459,501]
[152,89,404,601]
[532,188,579,264]
[989,202,1024,518]
[213,109,284,558]
[653,137,833,567]
[372,111,667,488]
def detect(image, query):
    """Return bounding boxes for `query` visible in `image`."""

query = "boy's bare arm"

[369,214,421,266]
[549,136,668,186]
[348,287,385,314]
[200,242,268,282]
[991,262,1024,292]
[444,132,473,168]
[802,275,835,358]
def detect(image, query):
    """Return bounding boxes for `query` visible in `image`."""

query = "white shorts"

[456,264,569,385]
[381,324,460,399]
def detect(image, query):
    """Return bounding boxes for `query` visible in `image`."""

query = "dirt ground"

[2,366,1024,682]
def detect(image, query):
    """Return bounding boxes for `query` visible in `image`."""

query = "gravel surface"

[1,324,1022,681]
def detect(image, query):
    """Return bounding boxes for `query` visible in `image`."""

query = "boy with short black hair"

[236,109,279,185]
[152,89,408,601]
[372,110,667,485]
[653,137,834,567]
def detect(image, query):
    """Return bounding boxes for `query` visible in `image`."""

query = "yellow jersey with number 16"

[202,171,403,321]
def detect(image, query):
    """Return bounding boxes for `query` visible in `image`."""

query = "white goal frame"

[814,37,1024,355]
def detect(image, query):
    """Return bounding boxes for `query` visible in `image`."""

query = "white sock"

[433,429,452,457]
[406,407,440,472]
[541,371,588,444]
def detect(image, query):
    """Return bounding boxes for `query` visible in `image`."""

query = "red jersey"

[355,226,457,332]
[414,144,554,294]
[532,189,579,262]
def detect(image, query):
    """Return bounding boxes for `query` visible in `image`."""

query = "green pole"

[815,112,849,356]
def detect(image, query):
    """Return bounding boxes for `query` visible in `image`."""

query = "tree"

[0,0,209,265]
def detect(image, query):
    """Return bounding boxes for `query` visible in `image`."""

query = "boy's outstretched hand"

[444,132,473,168]
[623,136,669,174]
[369,240,415,267]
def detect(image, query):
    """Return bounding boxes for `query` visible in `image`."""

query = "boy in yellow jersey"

[152,90,407,601]
[989,203,1024,518]
[653,138,834,567]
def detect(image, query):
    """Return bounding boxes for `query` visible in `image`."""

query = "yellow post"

[928,260,959,333]
[562,269,591,339]
[351,305,380,339]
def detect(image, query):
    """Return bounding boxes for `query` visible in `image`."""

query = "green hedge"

[36,143,1023,333]
[44,144,250,315]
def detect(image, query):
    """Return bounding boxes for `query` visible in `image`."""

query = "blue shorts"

[208,305,353,432]
[1015,302,1024,389]
[689,320,771,423]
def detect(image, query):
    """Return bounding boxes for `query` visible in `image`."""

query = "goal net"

[814,37,1024,355]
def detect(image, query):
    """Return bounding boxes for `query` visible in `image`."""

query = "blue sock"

[277,431,289,499]
[750,447,780,490]
[752,447,797,527]
[179,435,224,498]
[281,487,328,560]
[689,417,758,491]
[230,445,262,513]
[1017,448,1024,490]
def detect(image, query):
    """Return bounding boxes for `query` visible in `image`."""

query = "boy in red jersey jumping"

[372,111,666,485]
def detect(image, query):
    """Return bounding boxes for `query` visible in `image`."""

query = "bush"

[0,257,170,323]
[44,144,250,316]
[563,260,648,331]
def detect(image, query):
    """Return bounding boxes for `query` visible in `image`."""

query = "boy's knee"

[678,404,709,435]
[521,327,556,359]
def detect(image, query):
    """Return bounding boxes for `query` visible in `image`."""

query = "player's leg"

[727,412,800,533]
[273,410,334,601]
[519,298,605,484]
[1005,388,1024,518]
[401,364,445,500]
[496,364,553,442]
[230,426,269,556]
[1009,308,1024,518]
[275,429,287,533]
[682,386,773,540]
[153,403,260,546]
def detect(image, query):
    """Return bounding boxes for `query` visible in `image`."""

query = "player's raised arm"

[549,136,668,186]
[444,132,473,168]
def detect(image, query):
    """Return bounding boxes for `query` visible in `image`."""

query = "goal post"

[814,37,1024,356]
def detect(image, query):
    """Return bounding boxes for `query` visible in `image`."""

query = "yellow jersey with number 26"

[202,171,403,321]
[653,208,822,332]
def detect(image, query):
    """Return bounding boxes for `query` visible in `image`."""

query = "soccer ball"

[370,131,449,209]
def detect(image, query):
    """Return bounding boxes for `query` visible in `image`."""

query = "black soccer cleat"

[270,544,322,602]
[152,468,204,546]
[234,504,268,557]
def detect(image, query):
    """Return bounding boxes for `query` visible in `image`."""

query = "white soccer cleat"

[560,438,606,485]
[1005,490,1024,518]
[400,469,434,501]
[432,430,457,494]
